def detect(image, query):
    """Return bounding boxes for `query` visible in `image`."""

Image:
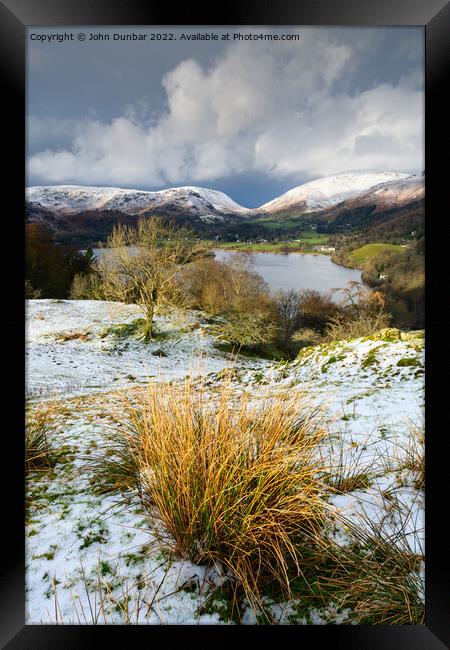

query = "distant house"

[313,245,336,253]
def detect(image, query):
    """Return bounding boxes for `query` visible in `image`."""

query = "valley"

[26,171,424,248]
[25,169,426,625]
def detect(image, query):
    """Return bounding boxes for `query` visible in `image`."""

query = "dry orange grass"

[25,401,62,473]
[111,377,331,610]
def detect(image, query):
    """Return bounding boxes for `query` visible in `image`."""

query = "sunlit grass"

[25,401,61,474]
[93,376,332,611]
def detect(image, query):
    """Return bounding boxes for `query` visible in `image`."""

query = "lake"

[91,247,362,299]
[212,249,362,298]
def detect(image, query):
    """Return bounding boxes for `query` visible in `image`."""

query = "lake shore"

[213,244,324,255]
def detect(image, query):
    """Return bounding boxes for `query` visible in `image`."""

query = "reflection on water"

[212,249,362,298]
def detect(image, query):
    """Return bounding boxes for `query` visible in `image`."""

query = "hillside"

[347,243,406,265]
[25,186,256,245]
[312,176,424,236]
[258,172,412,217]
[270,178,423,240]
[26,299,424,624]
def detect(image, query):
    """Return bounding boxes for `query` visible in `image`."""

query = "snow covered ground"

[25,392,229,624]
[26,299,263,399]
[208,335,425,557]
[25,299,425,624]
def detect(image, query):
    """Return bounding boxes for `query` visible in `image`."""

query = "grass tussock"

[95,377,331,611]
[322,432,377,495]
[322,517,424,625]
[394,420,424,490]
[87,425,143,497]
[25,401,61,474]
[326,472,371,494]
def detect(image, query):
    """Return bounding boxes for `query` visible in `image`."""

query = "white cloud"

[28,31,424,188]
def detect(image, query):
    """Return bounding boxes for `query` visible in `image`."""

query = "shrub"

[25,279,42,298]
[296,289,337,332]
[69,272,101,299]
[212,310,278,348]
[96,377,331,611]
[181,255,273,318]
[25,402,60,473]
[325,311,391,342]
[179,258,232,316]
[181,255,281,353]
[292,328,323,349]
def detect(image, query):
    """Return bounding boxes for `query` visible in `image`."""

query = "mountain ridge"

[26,184,250,218]
[258,171,415,214]
[26,171,422,218]
[26,171,424,245]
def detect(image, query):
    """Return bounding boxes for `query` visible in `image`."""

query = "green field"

[254,218,305,230]
[348,243,405,264]
[213,231,329,253]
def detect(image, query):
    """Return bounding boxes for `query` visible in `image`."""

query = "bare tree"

[297,288,337,332]
[95,216,207,340]
[332,281,385,317]
[226,253,269,312]
[275,289,301,346]
[325,281,391,341]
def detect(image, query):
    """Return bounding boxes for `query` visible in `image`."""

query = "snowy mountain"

[343,175,424,212]
[26,185,250,218]
[258,172,413,216]
[26,172,421,220]
[25,172,424,244]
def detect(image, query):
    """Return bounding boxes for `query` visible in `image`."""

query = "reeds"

[44,557,173,624]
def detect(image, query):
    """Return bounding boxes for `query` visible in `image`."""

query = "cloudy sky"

[26,26,424,207]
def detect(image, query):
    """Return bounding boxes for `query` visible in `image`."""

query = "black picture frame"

[2,0,448,647]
